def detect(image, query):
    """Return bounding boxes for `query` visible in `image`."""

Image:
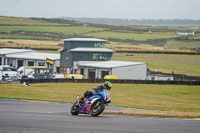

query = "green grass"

[191,35,200,39]
[147,61,200,76]
[165,40,200,50]
[113,53,200,76]
[0,17,58,26]
[0,34,51,40]
[113,53,200,61]
[0,26,106,35]
[0,83,200,113]
[0,25,105,40]
[85,31,180,41]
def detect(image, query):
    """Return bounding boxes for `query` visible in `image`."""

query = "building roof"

[6,52,60,60]
[62,38,107,42]
[69,47,114,53]
[78,61,146,69]
[0,48,35,55]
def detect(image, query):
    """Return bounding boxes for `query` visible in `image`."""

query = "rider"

[80,81,112,104]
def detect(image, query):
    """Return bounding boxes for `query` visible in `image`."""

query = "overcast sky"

[0,0,200,20]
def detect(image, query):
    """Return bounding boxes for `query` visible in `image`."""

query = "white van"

[52,74,65,79]
[17,66,47,78]
[0,65,21,80]
[17,66,34,77]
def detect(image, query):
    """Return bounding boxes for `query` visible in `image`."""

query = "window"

[93,54,98,60]
[28,61,34,66]
[8,59,13,66]
[80,68,84,75]
[99,54,105,60]
[94,42,104,48]
[93,53,111,61]
[38,61,45,66]
[105,55,111,61]
[18,60,24,68]
[56,67,60,73]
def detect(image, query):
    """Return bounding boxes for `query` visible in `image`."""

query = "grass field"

[191,35,200,39]
[112,53,200,76]
[0,39,62,45]
[0,39,62,49]
[165,40,200,50]
[0,26,106,35]
[113,53,200,62]
[0,16,199,52]
[86,31,180,41]
[0,83,200,114]
[105,42,195,53]
[105,42,165,51]
[0,34,49,40]
[0,17,58,26]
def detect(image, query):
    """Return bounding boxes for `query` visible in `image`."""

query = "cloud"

[0,0,199,19]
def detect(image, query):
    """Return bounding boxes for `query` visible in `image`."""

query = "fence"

[20,79,200,85]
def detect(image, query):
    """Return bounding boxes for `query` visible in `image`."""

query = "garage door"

[101,71,109,79]
[88,70,95,79]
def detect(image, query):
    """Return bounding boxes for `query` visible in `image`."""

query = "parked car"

[2,71,21,80]
[4,75,21,81]
[104,75,118,80]
[65,74,85,79]
[52,74,65,79]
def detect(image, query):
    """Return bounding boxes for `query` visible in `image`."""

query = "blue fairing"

[78,91,111,114]
[94,91,111,103]
[88,94,102,101]
[78,94,102,114]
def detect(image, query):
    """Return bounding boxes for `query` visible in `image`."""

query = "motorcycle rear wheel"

[91,100,105,117]
[70,103,79,115]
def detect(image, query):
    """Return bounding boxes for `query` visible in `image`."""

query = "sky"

[0,0,200,20]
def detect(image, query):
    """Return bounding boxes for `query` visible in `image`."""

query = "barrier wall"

[20,79,200,85]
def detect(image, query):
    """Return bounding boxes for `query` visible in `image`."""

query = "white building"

[0,48,60,73]
[78,61,147,80]
[147,74,174,81]
[176,31,195,36]
[0,48,33,65]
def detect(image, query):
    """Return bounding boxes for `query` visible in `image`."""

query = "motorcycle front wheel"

[91,100,105,117]
[70,103,79,115]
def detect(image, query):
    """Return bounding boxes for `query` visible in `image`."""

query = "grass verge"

[0,83,200,118]
[104,110,200,119]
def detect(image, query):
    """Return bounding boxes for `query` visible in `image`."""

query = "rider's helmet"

[104,81,112,90]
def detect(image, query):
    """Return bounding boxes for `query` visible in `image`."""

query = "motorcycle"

[70,88,110,117]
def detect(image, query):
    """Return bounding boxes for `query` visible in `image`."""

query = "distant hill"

[0,16,200,54]
[62,17,200,27]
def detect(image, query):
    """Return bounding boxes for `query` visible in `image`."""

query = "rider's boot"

[79,96,85,105]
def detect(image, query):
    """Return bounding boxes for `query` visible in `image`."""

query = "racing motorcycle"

[70,87,110,117]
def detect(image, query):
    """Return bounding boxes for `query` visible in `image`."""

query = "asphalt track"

[0,100,200,133]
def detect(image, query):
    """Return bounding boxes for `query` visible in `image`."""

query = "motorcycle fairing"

[94,90,111,103]
[78,95,102,114]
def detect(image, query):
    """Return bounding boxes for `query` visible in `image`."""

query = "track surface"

[0,100,200,133]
